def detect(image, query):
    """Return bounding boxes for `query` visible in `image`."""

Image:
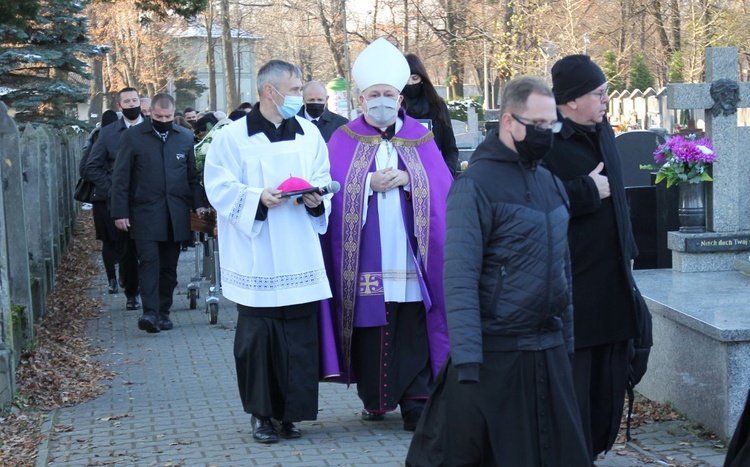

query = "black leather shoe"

[137,313,160,333]
[402,407,423,432]
[126,297,140,310]
[278,421,302,439]
[158,314,173,331]
[108,278,119,294]
[361,409,385,421]
[251,416,279,444]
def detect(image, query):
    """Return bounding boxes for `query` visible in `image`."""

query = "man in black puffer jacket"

[407,76,588,467]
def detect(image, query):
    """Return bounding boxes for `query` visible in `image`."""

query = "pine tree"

[602,51,626,92]
[668,51,685,83]
[0,0,39,35]
[133,0,207,19]
[0,0,104,126]
[629,53,656,90]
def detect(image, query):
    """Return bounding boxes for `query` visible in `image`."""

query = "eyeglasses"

[586,85,610,101]
[511,114,563,133]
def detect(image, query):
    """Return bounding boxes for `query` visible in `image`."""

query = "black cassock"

[407,346,590,467]
[234,302,320,422]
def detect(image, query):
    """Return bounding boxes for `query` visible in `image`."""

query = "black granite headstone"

[615,130,666,187]
[616,130,677,269]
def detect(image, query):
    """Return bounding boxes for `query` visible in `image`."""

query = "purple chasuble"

[320,111,452,383]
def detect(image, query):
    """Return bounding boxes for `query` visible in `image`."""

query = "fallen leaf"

[169,440,194,446]
[0,214,115,466]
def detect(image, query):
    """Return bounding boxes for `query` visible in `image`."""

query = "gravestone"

[635,47,750,439]
[0,103,19,404]
[59,129,75,248]
[467,106,479,141]
[453,107,485,171]
[667,47,750,238]
[450,119,468,135]
[37,125,57,286]
[616,130,666,187]
[454,107,483,149]
[636,268,750,439]
[0,109,34,348]
[20,124,47,320]
[45,126,63,267]
[643,88,661,128]
[609,91,623,124]
[616,130,676,269]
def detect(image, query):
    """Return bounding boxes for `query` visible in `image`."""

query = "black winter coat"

[78,127,101,178]
[543,115,638,348]
[83,118,131,202]
[444,130,573,381]
[298,107,348,142]
[110,121,203,242]
[403,97,459,175]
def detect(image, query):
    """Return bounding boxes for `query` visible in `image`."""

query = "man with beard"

[298,80,348,142]
[110,93,206,333]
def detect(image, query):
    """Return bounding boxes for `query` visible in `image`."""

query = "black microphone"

[292,180,341,205]
[280,180,340,198]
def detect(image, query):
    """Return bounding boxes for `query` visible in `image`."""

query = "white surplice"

[363,118,422,303]
[203,117,332,307]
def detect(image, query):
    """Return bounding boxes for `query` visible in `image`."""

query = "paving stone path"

[39,249,729,466]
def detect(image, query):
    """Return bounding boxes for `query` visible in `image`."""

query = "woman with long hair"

[402,54,459,175]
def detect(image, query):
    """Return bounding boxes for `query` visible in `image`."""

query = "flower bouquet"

[643,134,715,187]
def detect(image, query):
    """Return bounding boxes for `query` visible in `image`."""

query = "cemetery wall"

[0,102,84,406]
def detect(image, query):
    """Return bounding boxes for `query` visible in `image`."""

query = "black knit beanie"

[551,54,607,105]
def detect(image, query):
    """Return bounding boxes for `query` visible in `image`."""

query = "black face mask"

[121,106,141,121]
[306,103,325,119]
[152,119,173,134]
[513,125,554,162]
[401,83,422,100]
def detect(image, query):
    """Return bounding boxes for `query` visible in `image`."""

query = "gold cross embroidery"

[358,273,383,295]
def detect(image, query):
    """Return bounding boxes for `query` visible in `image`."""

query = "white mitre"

[352,38,410,93]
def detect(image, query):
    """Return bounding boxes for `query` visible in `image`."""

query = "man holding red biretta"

[204,60,332,444]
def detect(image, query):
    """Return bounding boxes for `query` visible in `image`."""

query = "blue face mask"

[272,86,304,120]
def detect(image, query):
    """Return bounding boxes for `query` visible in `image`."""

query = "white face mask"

[365,96,399,126]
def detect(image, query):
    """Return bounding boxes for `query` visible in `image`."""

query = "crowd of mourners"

[77,37,654,466]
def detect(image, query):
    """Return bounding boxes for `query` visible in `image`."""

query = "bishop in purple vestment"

[320,38,452,432]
